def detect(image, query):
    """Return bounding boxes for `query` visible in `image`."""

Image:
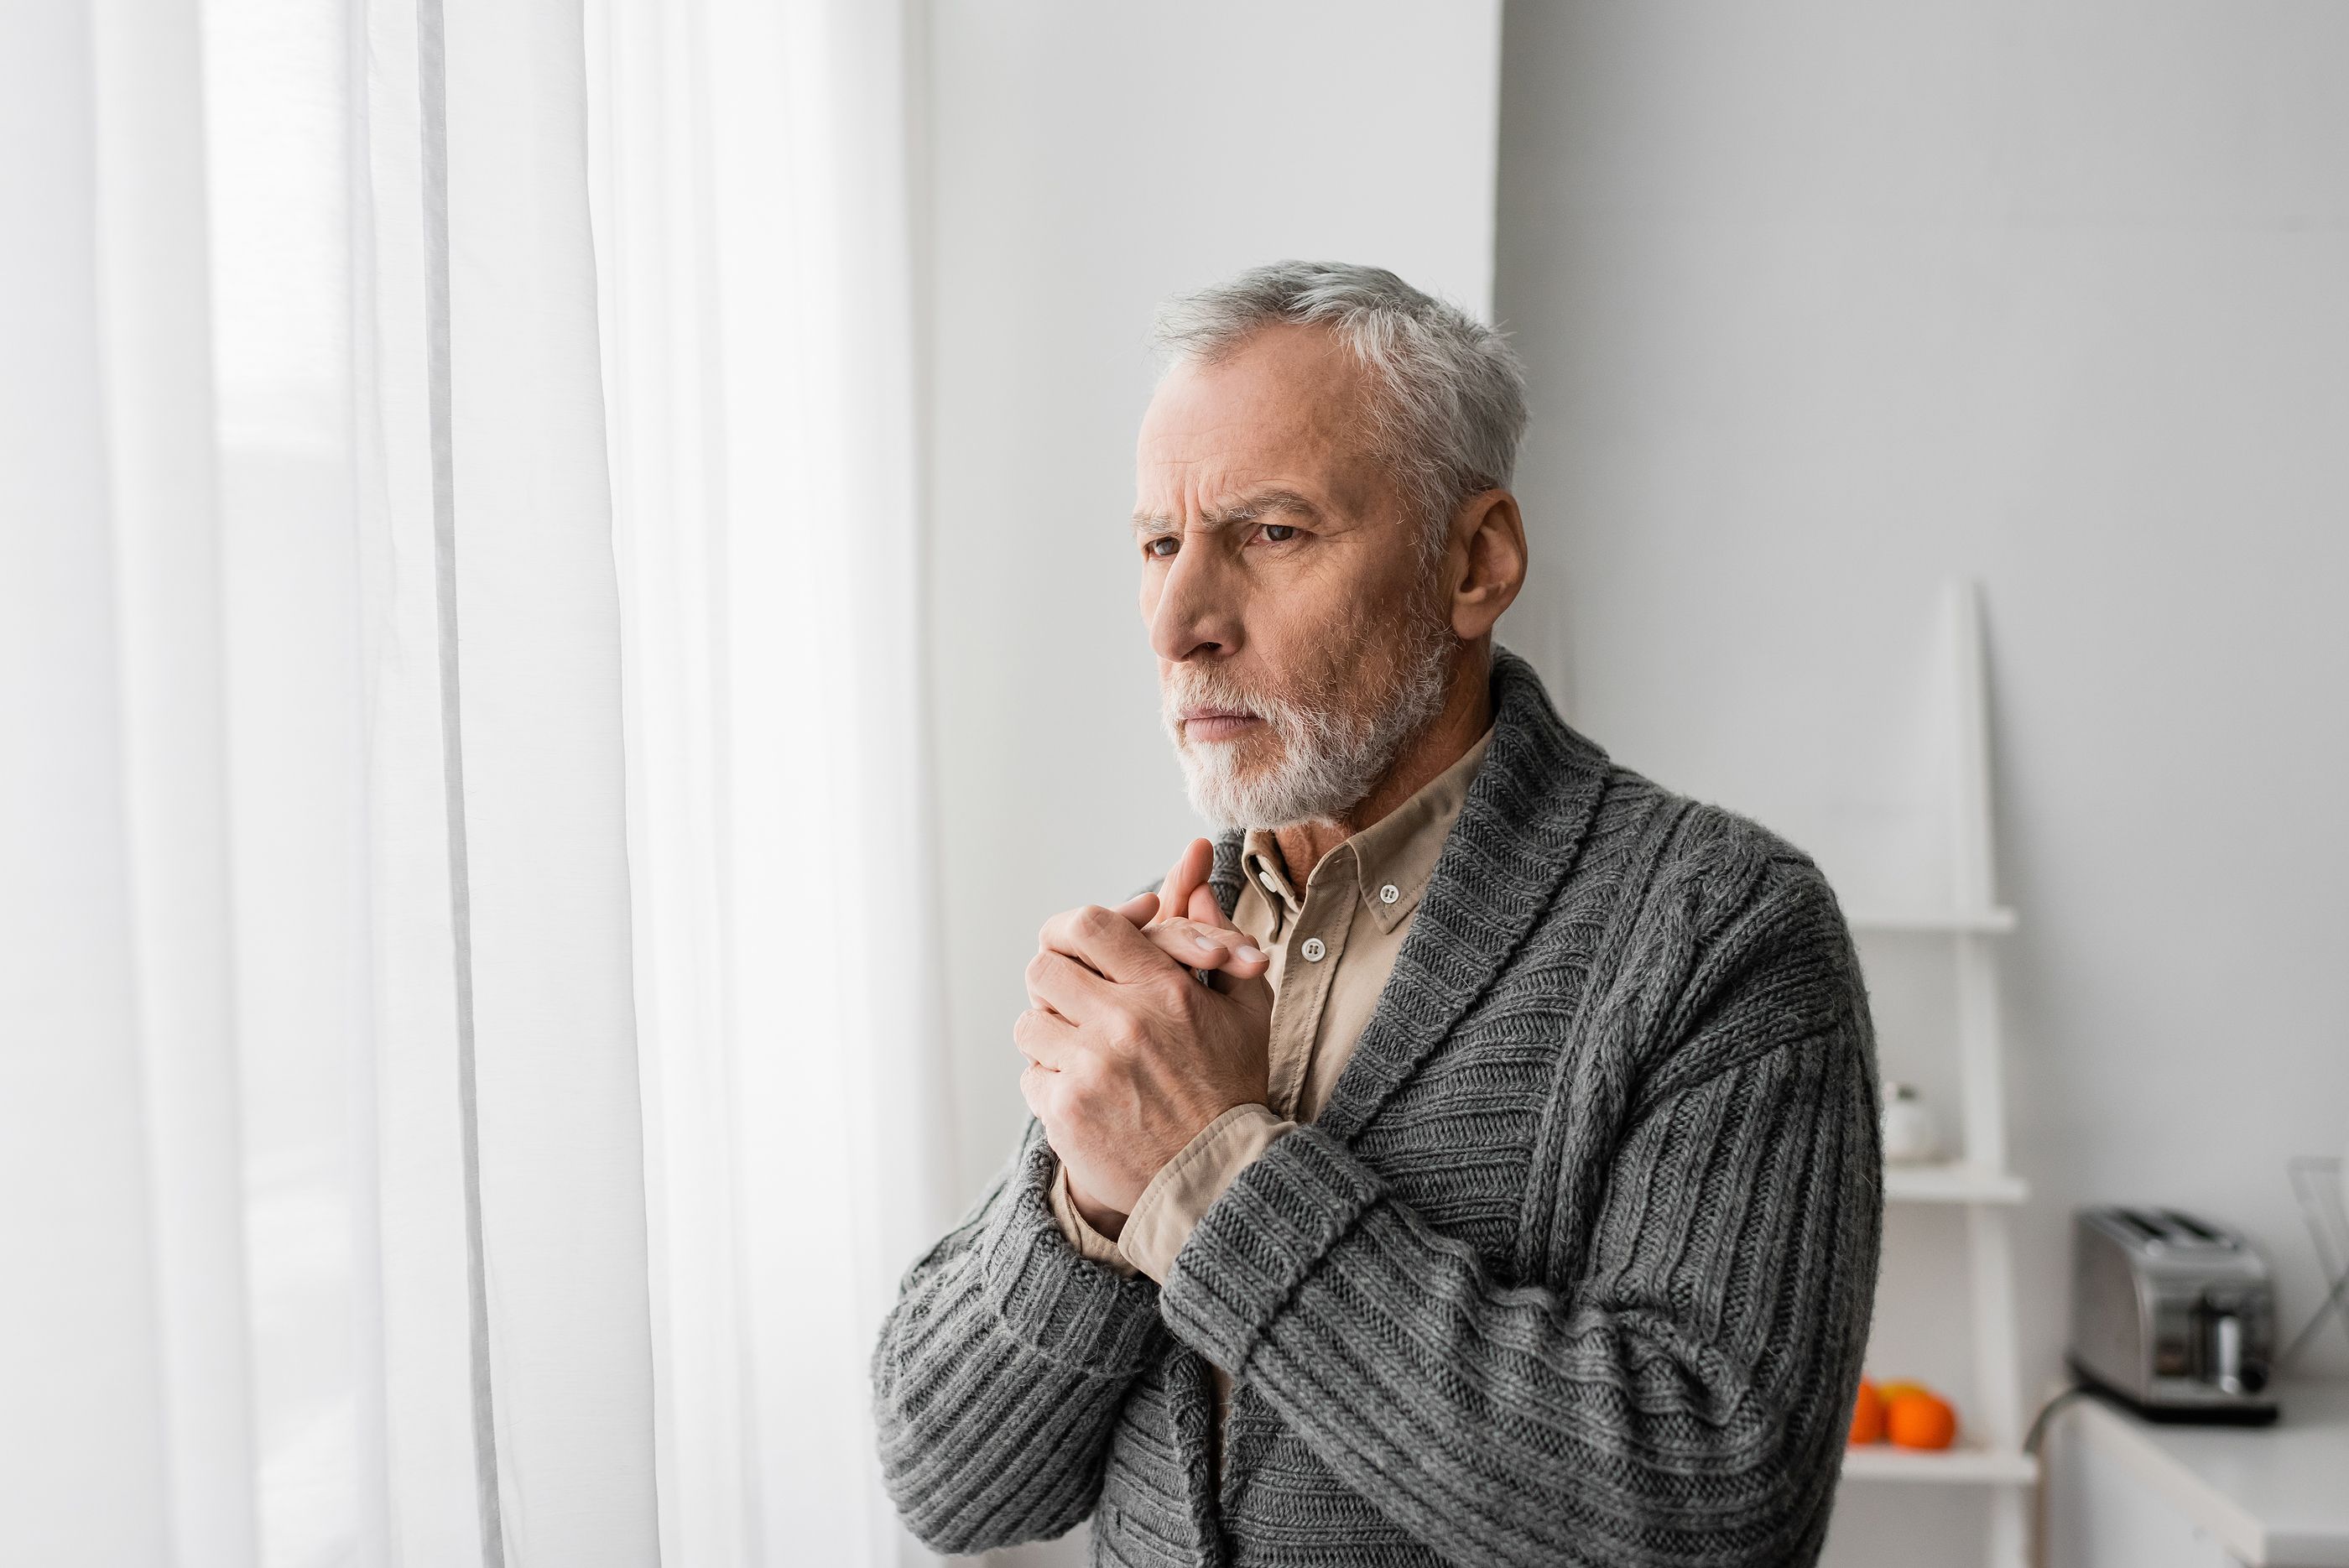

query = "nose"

[1146,535,1242,664]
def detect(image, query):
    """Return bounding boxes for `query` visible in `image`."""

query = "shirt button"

[1300,936,1326,962]
[1259,871,1282,894]
[1378,883,1399,904]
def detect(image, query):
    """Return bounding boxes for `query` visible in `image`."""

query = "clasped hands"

[1017,838,1275,1239]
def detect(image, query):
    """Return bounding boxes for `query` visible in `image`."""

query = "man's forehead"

[1131,439,1366,528]
[1133,328,1379,514]
[1140,336,1363,450]
[1131,486,1320,533]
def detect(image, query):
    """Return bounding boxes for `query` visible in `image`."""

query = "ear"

[1447,489,1528,641]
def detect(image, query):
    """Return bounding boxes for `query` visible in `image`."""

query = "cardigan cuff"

[977,1124,1164,1376]
[1156,1124,1383,1376]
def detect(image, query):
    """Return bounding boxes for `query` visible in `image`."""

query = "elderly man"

[872,262,1882,1567]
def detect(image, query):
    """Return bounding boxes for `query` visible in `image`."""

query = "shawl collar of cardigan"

[1206,645,1612,1143]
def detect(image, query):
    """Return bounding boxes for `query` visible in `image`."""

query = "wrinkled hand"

[1135,836,1273,991]
[1018,839,1273,1237]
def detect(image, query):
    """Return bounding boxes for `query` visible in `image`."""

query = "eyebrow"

[1131,487,1321,536]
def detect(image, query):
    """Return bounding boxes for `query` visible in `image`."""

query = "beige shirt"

[1047,727,1492,1282]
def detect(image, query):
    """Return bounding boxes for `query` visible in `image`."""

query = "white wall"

[1495,3,2349,1564]
[920,0,1503,1205]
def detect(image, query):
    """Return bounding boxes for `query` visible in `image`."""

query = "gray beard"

[1161,619,1454,833]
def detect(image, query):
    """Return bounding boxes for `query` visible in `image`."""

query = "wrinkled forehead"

[1133,325,1390,518]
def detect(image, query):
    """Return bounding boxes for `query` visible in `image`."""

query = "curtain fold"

[591,1,954,1563]
[214,0,662,1557]
[3,3,180,1562]
[91,0,258,1560]
[428,0,661,1556]
[4,0,941,1563]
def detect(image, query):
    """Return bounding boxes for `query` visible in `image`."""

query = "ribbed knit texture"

[872,652,1883,1567]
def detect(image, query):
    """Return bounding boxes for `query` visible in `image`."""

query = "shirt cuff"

[1047,1159,1138,1276]
[1117,1103,1295,1284]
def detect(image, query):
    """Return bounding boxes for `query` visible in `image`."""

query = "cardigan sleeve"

[870,1119,1168,1553]
[1156,863,1883,1568]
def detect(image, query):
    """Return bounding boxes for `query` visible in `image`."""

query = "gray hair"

[1151,261,1529,555]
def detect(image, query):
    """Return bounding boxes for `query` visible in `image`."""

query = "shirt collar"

[1235,727,1493,938]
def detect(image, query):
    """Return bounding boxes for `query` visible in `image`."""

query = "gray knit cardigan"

[872,652,1883,1567]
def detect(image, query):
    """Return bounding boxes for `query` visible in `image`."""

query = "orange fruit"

[1886,1389,1958,1451]
[1847,1379,1885,1446]
[1874,1380,1928,1407]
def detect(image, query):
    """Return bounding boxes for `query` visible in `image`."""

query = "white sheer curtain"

[0,0,945,1563]
[589,0,953,1564]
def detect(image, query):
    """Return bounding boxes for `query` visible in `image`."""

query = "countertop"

[2060,1380,2349,1567]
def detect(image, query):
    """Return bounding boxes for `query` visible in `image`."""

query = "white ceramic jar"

[1880,1081,1943,1165]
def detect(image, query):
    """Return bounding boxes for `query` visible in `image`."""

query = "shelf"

[1884,1162,2029,1206]
[1846,906,2018,935]
[1841,1443,2039,1486]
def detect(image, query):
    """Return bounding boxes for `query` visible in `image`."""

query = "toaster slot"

[2160,1210,2236,1248]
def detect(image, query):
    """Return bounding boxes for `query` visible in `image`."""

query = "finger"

[1140,917,1268,979]
[1113,889,1159,927]
[1024,948,1120,1022]
[1013,1004,1077,1070]
[1019,1060,1058,1123]
[1154,845,1190,925]
[1157,837,1215,929]
[1186,878,1232,929]
[1039,903,1186,987]
[1213,940,1270,980]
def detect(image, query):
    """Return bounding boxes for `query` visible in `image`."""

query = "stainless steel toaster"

[2069,1206,2278,1424]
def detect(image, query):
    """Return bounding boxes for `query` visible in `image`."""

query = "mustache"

[1161,665,1261,716]
[1159,664,1318,748]
[1159,659,1339,716]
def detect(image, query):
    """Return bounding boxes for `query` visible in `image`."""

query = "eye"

[1144,535,1180,560]
[1260,524,1299,543]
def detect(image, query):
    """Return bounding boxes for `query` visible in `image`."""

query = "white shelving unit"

[1883,1163,2029,1206]
[1842,1443,2038,1486]
[1840,581,2034,1568]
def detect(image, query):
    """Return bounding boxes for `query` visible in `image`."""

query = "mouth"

[1180,707,1263,744]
